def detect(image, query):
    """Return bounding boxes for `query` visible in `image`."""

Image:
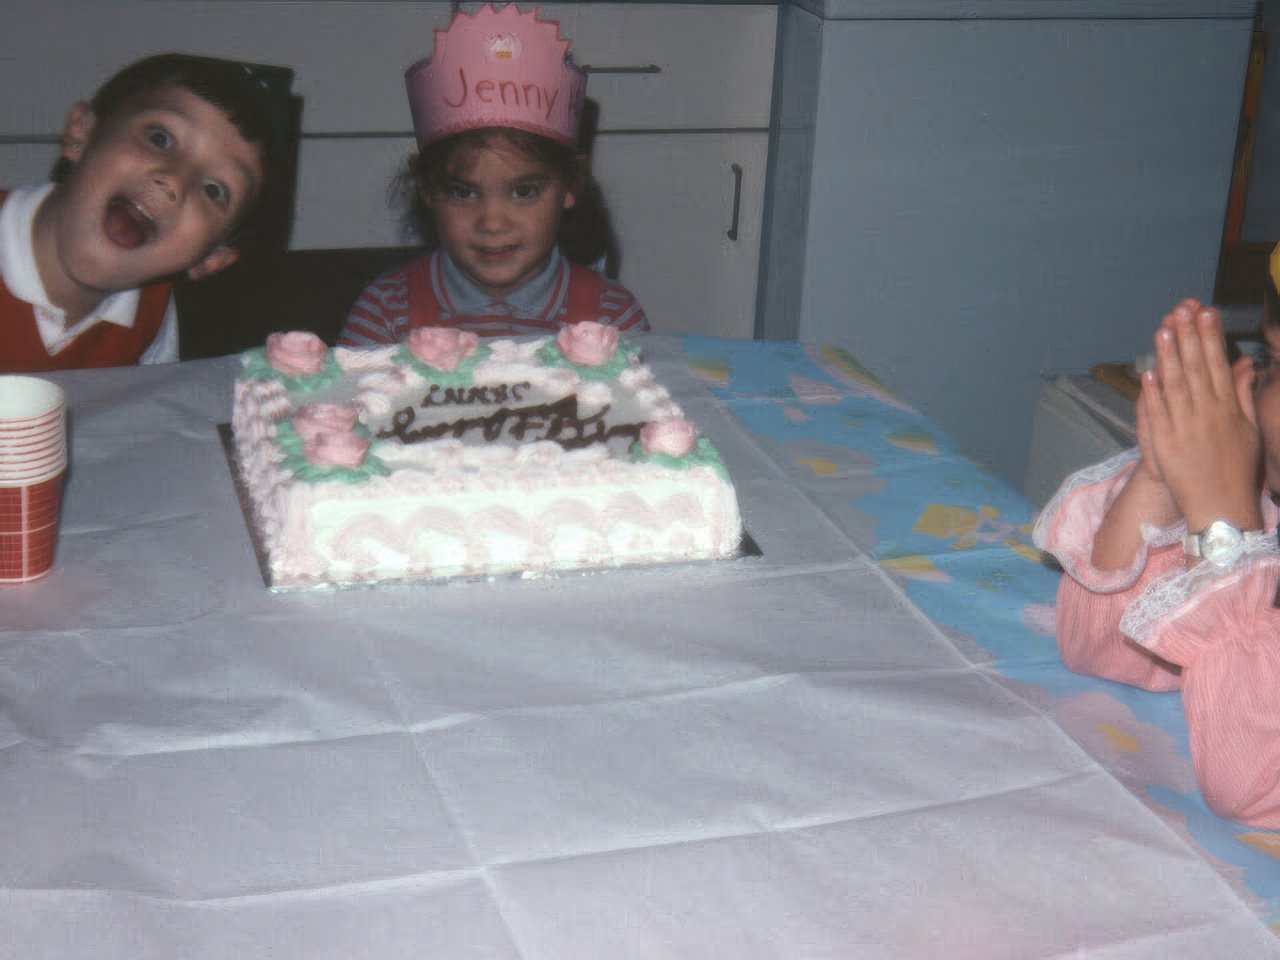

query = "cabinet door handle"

[726,163,743,242]
[580,64,662,75]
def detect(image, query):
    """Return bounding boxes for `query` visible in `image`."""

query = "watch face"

[1202,520,1245,567]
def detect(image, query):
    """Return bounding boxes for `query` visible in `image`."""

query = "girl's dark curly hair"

[404,127,617,274]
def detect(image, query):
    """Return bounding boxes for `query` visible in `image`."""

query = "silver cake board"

[219,424,762,593]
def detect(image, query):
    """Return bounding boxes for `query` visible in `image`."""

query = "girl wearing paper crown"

[1032,252,1280,828]
[339,4,649,344]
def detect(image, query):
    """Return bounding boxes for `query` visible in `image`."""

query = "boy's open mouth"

[103,197,156,250]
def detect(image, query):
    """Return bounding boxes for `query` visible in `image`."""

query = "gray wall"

[761,1,1255,489]
[1243,0,1280,242]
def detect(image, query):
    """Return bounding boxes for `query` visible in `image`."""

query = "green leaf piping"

[536,337,639,381]
[274,422,390,484]
[240,348,342,393]
[630,437,730,483]
[397,343,492,386]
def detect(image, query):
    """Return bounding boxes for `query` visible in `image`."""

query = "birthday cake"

[231,324,743,588]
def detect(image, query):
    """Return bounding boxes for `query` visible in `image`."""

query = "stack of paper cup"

[0,376,68,583]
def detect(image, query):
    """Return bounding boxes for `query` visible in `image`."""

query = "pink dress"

[1033,451,1280,827]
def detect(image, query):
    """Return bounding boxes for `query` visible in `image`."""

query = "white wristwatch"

[1182,520,1271,570]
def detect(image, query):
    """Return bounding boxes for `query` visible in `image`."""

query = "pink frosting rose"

[641,417,699,458]
[406,328,480,371]
[304,430,369,470]
[291,403,359,445]
[557,321,619,367]
[266,331,327,377]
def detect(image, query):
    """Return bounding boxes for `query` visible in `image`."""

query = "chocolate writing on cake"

[379,392,645,451]
[421,382,530,408]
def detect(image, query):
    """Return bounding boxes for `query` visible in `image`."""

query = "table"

[3,336,1278,958]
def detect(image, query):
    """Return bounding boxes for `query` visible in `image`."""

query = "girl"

[339,4,648,345]
[1033,274,1280,828]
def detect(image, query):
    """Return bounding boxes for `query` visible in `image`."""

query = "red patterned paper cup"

[0,432,65,455]
[0,455,67,484]
[0,445,64,468]
[0,378,67,583]
[0,376,64,423]
[0,411,62,436]
[0,436,65,478]
[0,376,66,486]
[0,424,64,447]
[0,471,65,583]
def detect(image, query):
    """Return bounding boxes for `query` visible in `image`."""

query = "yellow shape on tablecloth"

[687,360,730,387]
[808,344,918,413]
[914,504,979,539]
[816,345,891,392]
[879,554,952,582]
[911,505,1044,564]
[790,374,843,404]
[1097,722,1141,754]
[1238,832,1280,859]
[886,431,940,455]
[1006,539,1048,564]
[798,456,839,477]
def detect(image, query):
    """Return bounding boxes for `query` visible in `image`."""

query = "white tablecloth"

[2,338,1276,959]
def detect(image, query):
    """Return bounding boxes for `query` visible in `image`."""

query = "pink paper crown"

[405,4,586,149]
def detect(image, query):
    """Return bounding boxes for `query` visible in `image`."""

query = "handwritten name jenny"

[441,68,561,120]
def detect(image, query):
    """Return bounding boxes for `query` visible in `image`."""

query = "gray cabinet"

[0,0,774,339]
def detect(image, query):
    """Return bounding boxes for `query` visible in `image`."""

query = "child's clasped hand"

[1139,299,1264,543]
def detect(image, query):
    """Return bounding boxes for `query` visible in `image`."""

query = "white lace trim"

[1031,448,1185,589]
[1032,448,1138,551]
[1120,543,1280,645]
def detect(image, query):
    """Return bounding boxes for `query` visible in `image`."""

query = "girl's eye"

[203,181,229,206]
[512,183,540,200]
[447,185,477,202]
[146,126,173,150]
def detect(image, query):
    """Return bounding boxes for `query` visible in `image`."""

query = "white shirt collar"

[439,245,564,318]
[0,182,141,356]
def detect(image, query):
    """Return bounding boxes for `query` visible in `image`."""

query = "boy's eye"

[512,183,541,200]
[203,180,229,206]
[146,126,173,150]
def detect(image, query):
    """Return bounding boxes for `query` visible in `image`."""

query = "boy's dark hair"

[53,53,297,255]
[405,127,617,273]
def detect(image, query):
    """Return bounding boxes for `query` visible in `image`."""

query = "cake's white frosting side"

[233,334,742,586]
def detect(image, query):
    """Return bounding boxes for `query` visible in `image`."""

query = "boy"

[2,54,293,373]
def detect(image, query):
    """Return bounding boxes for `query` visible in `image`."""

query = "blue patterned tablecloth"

[681,335,1280,933]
